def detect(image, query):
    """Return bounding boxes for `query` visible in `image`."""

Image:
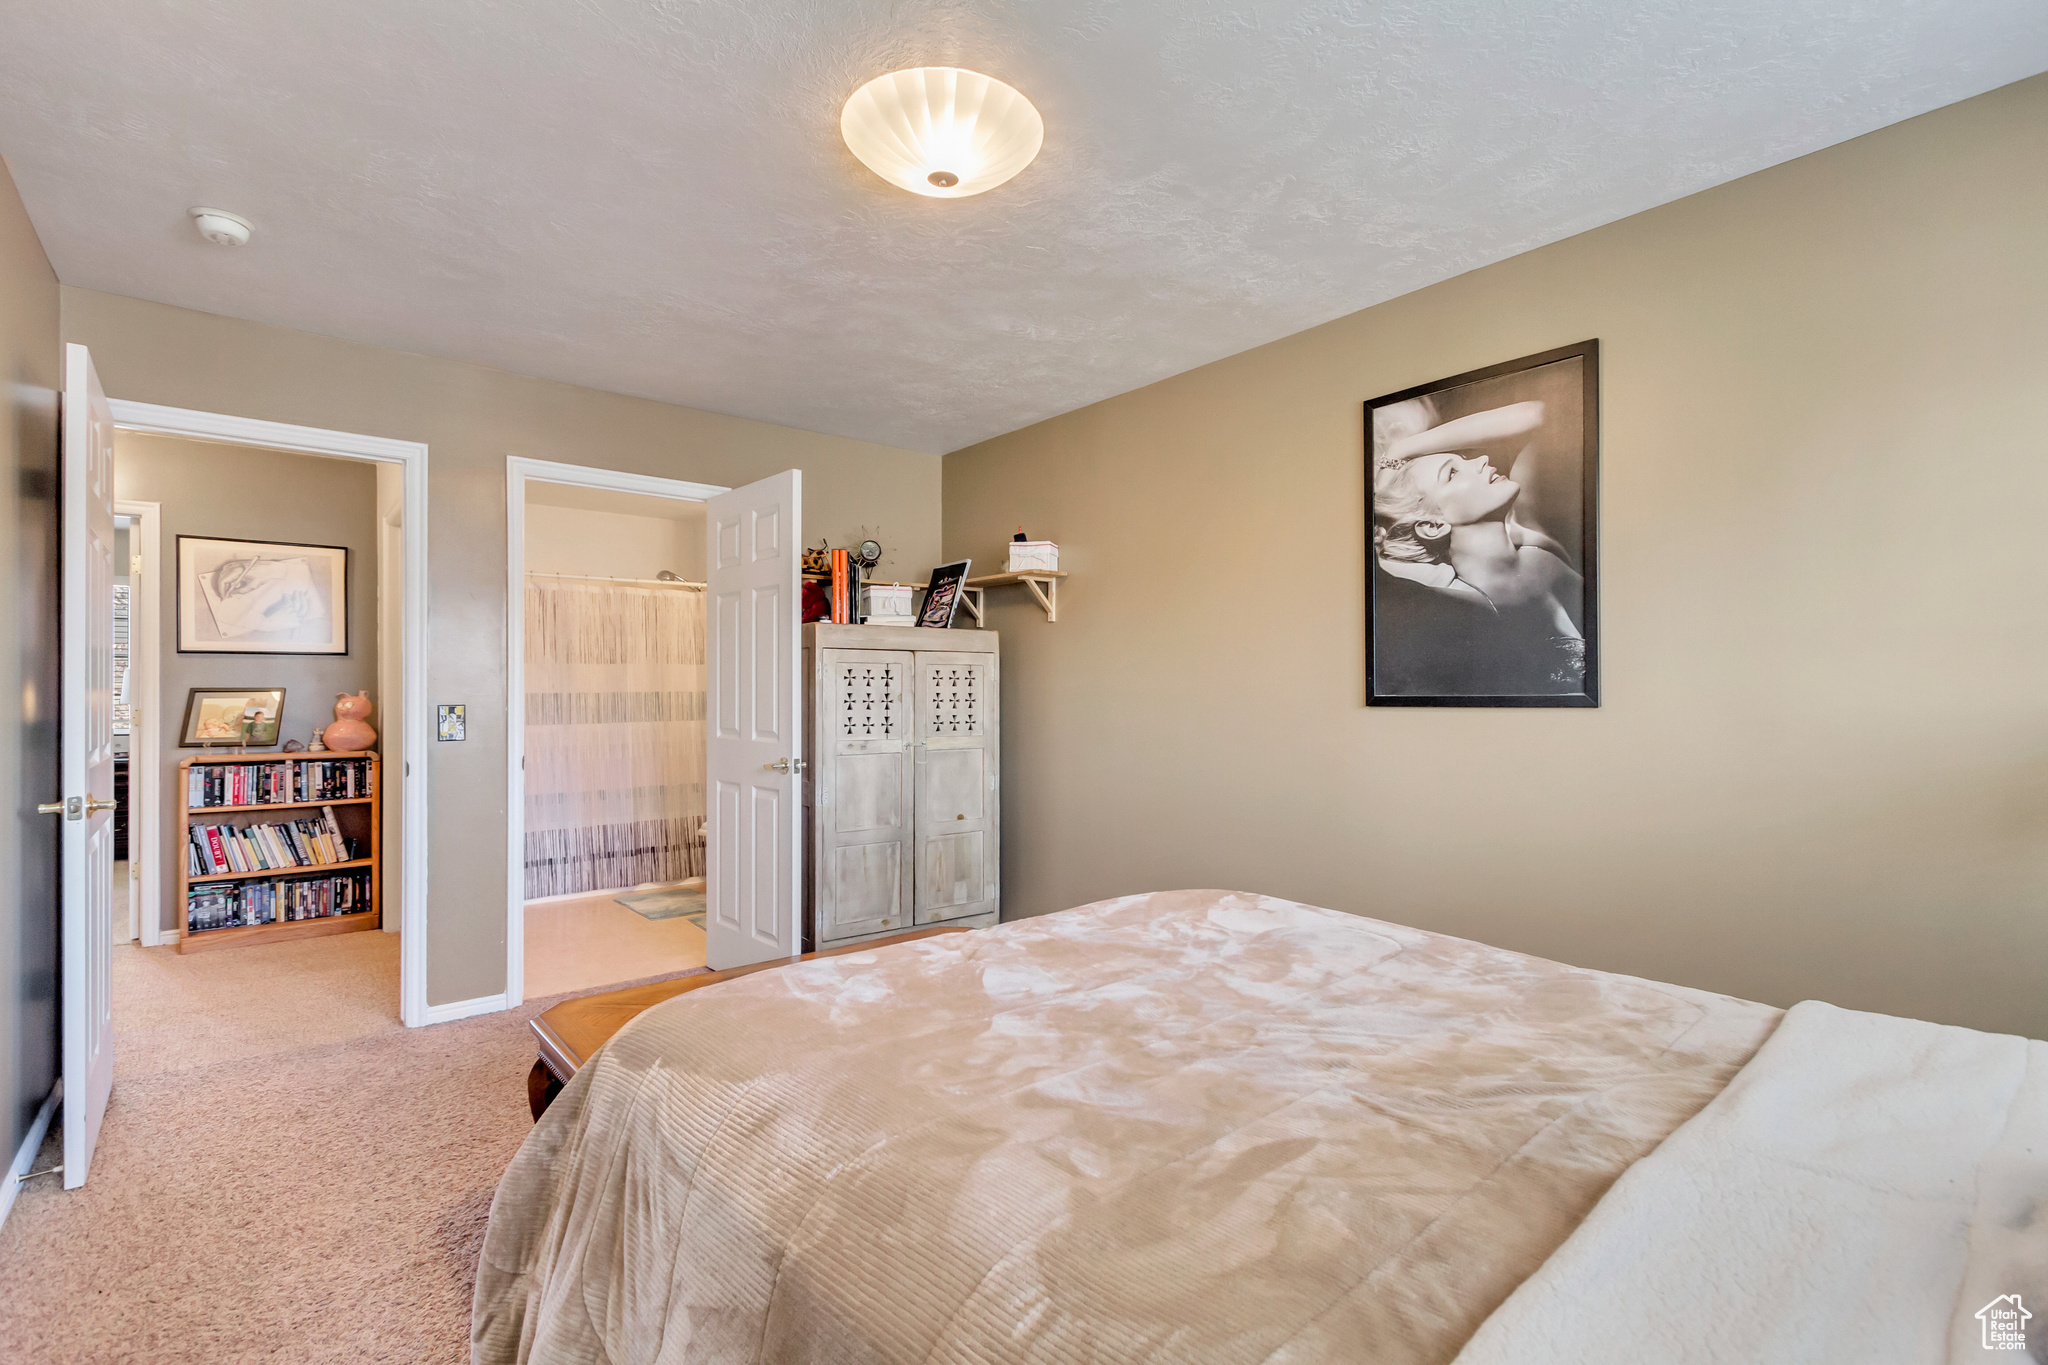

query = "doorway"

[109,500,161,948]
[505,459,726,1006]
[53,366,434,1196]
[105,400,431,1026]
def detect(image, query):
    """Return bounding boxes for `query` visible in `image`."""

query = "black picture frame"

[176,534,350,656]
[917,559,972,628]
[1364,340,1599,708]
[179,687,287,747]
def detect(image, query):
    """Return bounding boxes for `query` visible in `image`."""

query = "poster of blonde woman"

[1365,341,1598,706]
[177,535,349,654]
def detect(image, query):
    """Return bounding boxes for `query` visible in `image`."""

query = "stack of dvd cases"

[185,869,373,933]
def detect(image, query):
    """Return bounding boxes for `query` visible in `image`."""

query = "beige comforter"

[474,891,1779,1365]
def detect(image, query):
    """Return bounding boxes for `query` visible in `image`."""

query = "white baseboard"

[421,993,509,1025]
[0,1080,62,1234]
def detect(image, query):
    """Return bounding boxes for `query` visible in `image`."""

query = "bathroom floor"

[522,879,707,998]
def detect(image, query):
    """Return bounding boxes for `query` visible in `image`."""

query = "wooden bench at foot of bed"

[528,927,970,1119]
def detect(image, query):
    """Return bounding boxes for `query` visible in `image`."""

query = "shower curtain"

[523,579,706,900]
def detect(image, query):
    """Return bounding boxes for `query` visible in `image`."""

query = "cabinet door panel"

[914,652,997,925]
[921,748,985,824]
[921,830,986,917]
[827,842,905,937]
[922,660,986,738]
[836,752,905,834]
[836,658,908,741]
[813,648,915,944]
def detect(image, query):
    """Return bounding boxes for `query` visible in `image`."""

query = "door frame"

[503,457,727,1009]
[107,400,435,1028]
[112,499,162,946]
[375,467,404,935]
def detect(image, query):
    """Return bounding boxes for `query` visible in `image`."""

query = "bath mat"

[614,887,705,929]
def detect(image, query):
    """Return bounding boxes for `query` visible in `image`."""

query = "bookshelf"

[176,751,381,954]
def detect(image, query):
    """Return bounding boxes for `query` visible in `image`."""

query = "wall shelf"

[961,571,1065,625]
[188,857,374,885]
[175,909,378,954]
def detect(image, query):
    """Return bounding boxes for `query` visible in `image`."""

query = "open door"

[704,470,803,970]
[58,344,118,1188]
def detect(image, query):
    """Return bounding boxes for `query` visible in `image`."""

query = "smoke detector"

[189,208,251,247]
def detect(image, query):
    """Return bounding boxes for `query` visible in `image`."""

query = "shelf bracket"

[1022,576,1056,622]
[957,572,1063,626]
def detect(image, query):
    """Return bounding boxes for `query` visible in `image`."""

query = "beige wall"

[524,501,704,581]
[944,74,2048,1039]
[0,158,61,1162]
[64,288,942,1006]
[113,433,381,935]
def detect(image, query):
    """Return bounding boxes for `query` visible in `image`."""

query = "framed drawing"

[917,559,971,628]
[178,535,348,655]
[1365,340,1598,707]
[180,687,286,747]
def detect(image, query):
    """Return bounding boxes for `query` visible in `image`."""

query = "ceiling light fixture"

[840,67,1043,199]
[189,208,252,247]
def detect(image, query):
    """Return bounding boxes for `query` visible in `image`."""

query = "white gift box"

[1007,540,1058,572]
[861,583,916,622]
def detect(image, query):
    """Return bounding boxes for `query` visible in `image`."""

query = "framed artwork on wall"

[179,687,286,747]
[177,535,349,655]
[1365,340,1598,707]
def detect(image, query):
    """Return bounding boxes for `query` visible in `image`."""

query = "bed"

[473,890,2048,1364]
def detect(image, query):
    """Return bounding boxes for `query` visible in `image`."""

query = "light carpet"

[0,933,552,1364]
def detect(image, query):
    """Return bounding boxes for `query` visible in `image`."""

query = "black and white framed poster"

[177,535,349,655]
[1365,340,1597,707]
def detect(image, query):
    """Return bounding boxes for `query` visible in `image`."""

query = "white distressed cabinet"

[803,625,999,949]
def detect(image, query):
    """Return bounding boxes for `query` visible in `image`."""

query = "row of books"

[187,807,356,876]
[185,758,374,809]
[186,870,374,934]
[299,759,374,802]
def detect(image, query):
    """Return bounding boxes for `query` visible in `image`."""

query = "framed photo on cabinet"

[177,535,348,655]
[1364,340,1598,707]
[179,687,286,747]
[918,560,971,629]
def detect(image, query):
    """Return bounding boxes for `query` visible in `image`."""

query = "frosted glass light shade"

[840,67,1043,199]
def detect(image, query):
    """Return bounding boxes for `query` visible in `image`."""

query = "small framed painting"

[180,688,286,747]
[917,560,971,628]
[178,535,348,655]
[1365,340,1599,707]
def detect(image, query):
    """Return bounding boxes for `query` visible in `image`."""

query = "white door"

[704,470,803,970]
[60,343,118,1189]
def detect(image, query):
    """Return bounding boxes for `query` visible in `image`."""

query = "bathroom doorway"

[505,460,726,1003]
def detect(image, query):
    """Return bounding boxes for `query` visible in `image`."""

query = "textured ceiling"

[3,2,2044,454]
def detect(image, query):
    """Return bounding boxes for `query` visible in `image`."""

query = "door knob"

[763,758,808,775]
[39,795,115,818]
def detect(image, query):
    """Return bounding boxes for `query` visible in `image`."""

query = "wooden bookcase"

[176,751,381,954]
